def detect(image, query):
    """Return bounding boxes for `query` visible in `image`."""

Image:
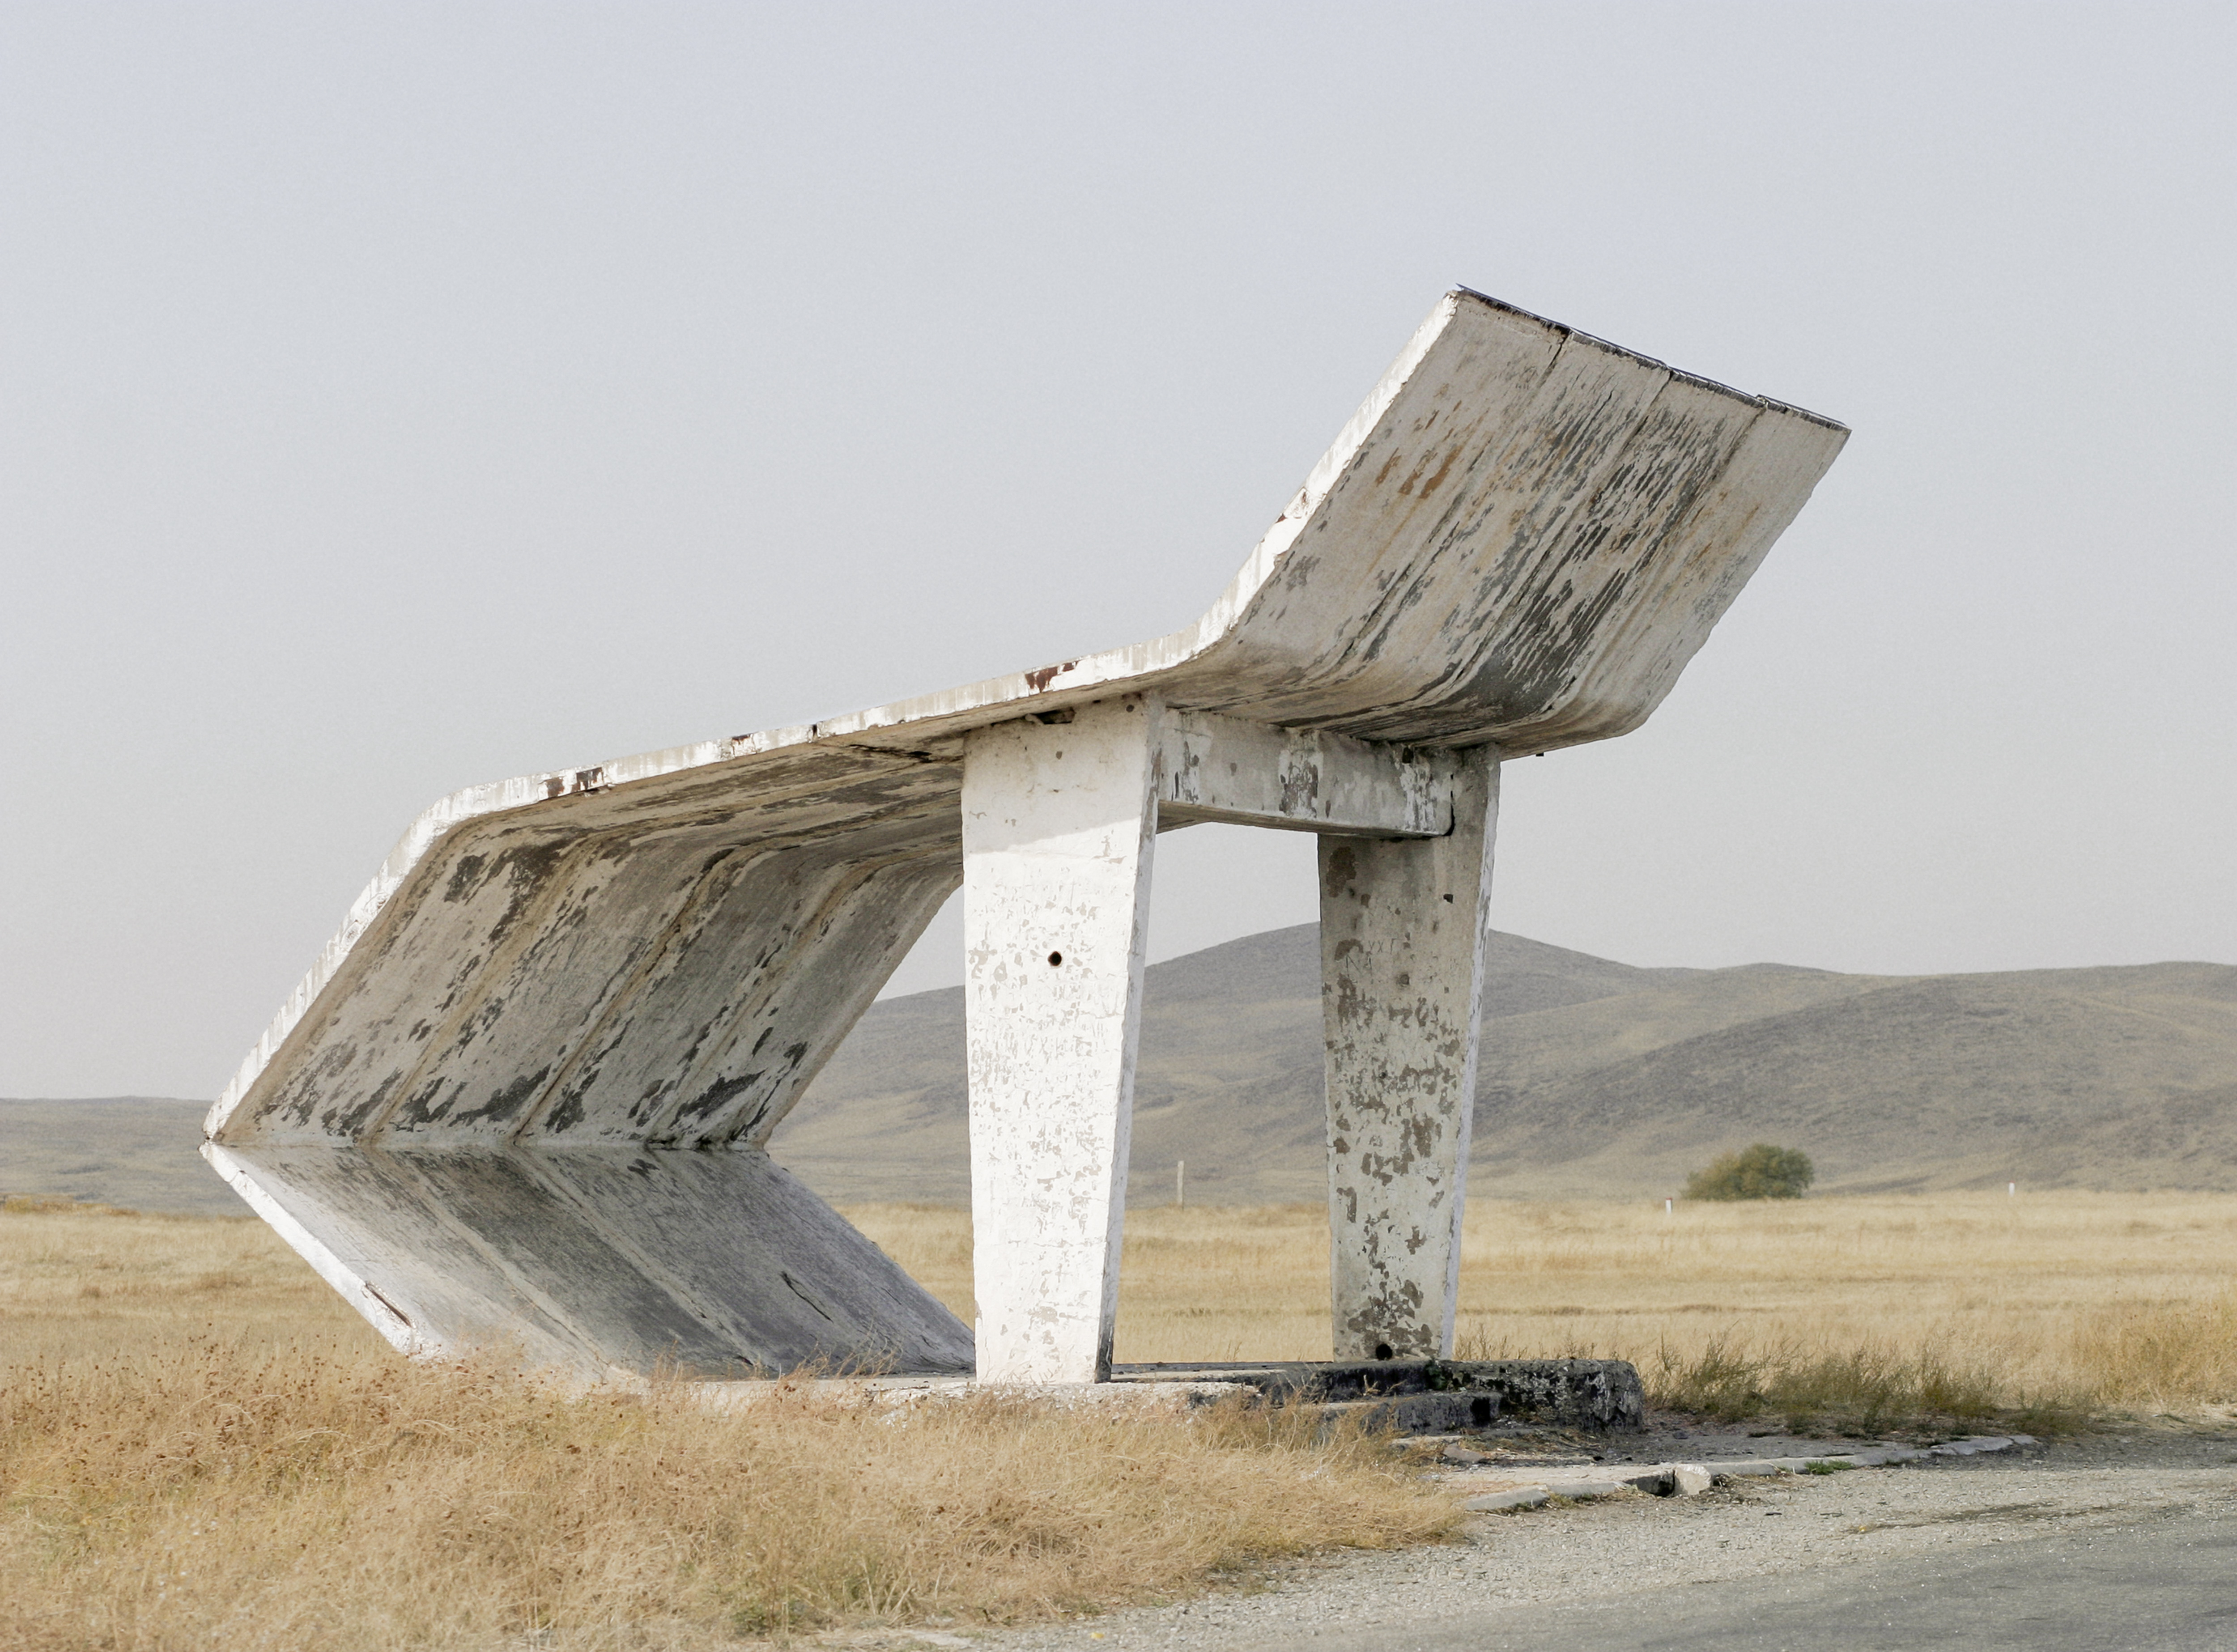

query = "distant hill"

[0,1096,241,1216]
[11,929,2233,1214]
[776,926,2237,1203]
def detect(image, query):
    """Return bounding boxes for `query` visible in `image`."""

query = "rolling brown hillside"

[9,930,2233,1213]
[775,926,2237,1203]
[0,1096,241,1215]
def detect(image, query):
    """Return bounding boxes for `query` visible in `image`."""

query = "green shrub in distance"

[1683,1143,1815,1201]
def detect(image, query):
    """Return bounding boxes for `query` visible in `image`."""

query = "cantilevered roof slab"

[204,290,1847,1379]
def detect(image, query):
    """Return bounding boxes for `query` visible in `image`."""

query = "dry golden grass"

[0,1196,379,1367]
[9,1190,2237,1649]
[846,1192,2237,1419]
[33,1191,2232,1403]
[1448,1191,2237,1423]
[0,1347,1450,1652]
[0,1203,1451,1651]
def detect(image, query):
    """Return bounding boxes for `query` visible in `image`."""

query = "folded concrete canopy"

[205,290,1846,1386]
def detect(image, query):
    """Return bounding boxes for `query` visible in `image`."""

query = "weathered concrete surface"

[687,1375,1252,1418]
[206,289,1846,1382]
[1432,1431,2049,1511]
[962,700,1162,1384]
[205,1138,972,1376]
[1449,1439,2039,1510]
[1157,709,1453,837]
[1109,1357,1646,1431]
[1451,1357,1648,1429]
[962,702,1464,1382]
[1320,750,1499,1359]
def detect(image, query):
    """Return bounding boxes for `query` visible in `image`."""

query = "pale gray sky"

[4,3,2232,1099]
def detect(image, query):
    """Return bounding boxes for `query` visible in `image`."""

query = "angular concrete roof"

[209,289,1847,1159]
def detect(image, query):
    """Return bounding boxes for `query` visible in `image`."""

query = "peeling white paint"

[202,290,1846,1385]
[1320,750,1500,1359]
[963,698,1161,1384]
[1157,709,1450,837]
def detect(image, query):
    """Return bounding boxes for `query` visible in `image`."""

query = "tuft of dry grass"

[846,1192,2237,1422]
[2066,1288,2237,1410]
[1625,1293,2237,1437]
[0,1208,1453,1652]
[1437,1193,2237,1429]
[0,1203,379,1367]
[9,1191,2237,1647]
[1628,1336,2050,1436]
[0,1336,1454,1652]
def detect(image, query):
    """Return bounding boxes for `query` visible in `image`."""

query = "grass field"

[5,1192,2235,1649]
[848,1192,2237,1416]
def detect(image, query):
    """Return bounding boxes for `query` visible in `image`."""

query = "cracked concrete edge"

[1459,1435,2036,1512]
[686,1376,1255,1417]
[1461,1486,1554,1512]
[1709,1434,2036,1478]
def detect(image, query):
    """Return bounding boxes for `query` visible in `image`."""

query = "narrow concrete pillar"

[1319,747,1499,1360]
[962,696,1161,1383]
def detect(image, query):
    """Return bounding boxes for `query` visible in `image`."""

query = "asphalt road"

[992,1423,2237,1652]
[1297,1503,2237,1652]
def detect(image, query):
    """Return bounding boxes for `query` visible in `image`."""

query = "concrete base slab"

[676,1359,1656,1436]
[685,1376,1253,1416]
[1110,1357,1644,1431]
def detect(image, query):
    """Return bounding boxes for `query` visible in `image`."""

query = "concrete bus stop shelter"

[204,289,1846,1387]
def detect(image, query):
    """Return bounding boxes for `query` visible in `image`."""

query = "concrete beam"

[962,697,1161,1384]
[1157,709,1450,837]
[1321,747,1499,1359]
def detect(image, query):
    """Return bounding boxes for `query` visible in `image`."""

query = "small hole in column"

[1374,1342,1394,1361]
[1047,951,1063,966]
[1471,1396,1493,1427]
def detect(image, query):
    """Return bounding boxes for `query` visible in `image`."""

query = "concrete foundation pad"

[684,1376,1254,1416]
[1110,1357,1645,1432]
[679,1358,1655,1435]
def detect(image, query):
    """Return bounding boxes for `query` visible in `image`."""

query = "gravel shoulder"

[978,1414,2237,1652]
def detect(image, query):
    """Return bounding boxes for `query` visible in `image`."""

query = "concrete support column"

[1319,746,1500,1360]
[962,696,1161,1384]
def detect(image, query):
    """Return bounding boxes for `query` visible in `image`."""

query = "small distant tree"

[1683,1143,1814,1201]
